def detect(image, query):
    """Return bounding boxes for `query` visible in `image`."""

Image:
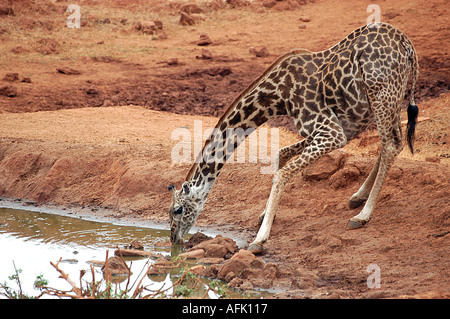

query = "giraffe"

[168,22,419,254]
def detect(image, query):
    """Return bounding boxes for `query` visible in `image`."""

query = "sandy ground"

[0,0,449,298]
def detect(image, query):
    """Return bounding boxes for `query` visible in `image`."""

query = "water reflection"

[0,208,260,299]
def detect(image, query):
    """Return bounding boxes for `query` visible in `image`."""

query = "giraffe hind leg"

[347,101,404,229]
[349,155,381,209]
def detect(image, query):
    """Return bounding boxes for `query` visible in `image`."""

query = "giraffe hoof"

[349,197,366,209]
[346,218,368,230]
[247,243,264,255]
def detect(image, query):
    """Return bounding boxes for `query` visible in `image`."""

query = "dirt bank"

[0,95,448,298]
[0,0,449,298]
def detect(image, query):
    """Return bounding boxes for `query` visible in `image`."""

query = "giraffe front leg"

[249,128,347,254]
[249,173,286,254]
[256,140,308,226]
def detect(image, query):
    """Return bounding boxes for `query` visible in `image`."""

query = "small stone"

[210,0,226,10]
[179,12,195,26]
[224,271,236,282]
[188,265,205,275]
[3,72,19,82]
[135,20,157,34]
[0,85,17,97]
[158,31,168,40]
[251,46,269,57]
[197,34,212,46]
[179,249,205,259]
[167,58,179,66]
[153,20,163,29]
[56,67,81,75]
[298,24,307,29]
[198,257,224,264]
[180,3,204,14]
[299,16,311,22]
[102,256,129,275]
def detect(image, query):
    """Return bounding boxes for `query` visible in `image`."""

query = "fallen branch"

[49,258,85,298]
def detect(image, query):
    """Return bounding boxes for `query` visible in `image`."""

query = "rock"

[203,264,220,278]
[239,280,254,290]
[0,6,14,16]
[262,262,280,279]
[135,20,158,34]
[303,151,347,181]
[330,164,361,188]
[179,12,195,26]
[188,265,205,275]
[217,249,255,280]
[206,66,232,76]
[124,239,143,250]
[3,72,19,82]
[204,243,228,258]
[180,3,204,14]
[183,232,212,249]
[227,277,243,288]
[21,77,32,83]
[167,58,179,66]
[0,85,17,97]
[157,31,168,40]
[210,0,226,10]
[256,46,269,57]
[224,271,236,282]
[178,249,205,259]
[102,256,129,275]
[56,67,81,75]
[250,46,269,57]
[262,0,277,8]
[227,0,250,8]
[11,46,28,54]
[196,48,213,60]
[114,248,155,257]
[35,38,59,55]
[198,257,224,264]
[298,24,307,29]
[147,257,172,275]
[299,16,311,22]
[154,240,172,248]
[188,234,238,258]
[197,34,212,46]
[86,88,99,95]
[153,20,163,29]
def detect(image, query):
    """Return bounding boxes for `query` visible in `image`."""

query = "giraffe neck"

[184,50,305,202]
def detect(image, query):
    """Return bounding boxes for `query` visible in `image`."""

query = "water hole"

[0,207,267,299]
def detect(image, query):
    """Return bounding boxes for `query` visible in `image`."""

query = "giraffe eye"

[174,207,183,215]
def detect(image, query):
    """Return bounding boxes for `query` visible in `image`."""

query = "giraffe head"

[168,182,203,244]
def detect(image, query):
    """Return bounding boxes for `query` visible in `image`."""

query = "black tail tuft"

[406,103,419,154]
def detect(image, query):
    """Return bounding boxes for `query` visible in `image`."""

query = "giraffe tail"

[406,43,419,154]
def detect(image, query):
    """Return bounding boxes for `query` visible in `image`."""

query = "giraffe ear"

[182,181,190,195]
